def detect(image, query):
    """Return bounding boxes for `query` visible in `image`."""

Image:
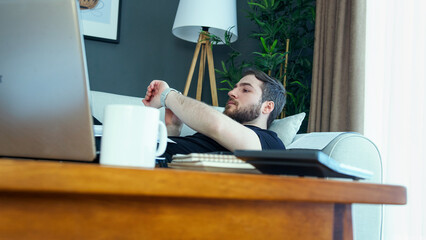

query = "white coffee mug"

[100,104,167,168]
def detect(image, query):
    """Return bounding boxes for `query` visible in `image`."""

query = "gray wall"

[85,0,258,106]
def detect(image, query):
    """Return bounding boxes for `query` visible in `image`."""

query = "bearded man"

[143,68,287,162]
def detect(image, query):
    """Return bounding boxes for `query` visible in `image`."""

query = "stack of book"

[169,153,261,174]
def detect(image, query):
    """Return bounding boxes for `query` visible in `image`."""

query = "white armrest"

[292,132,382,183]
[292,132,383,240]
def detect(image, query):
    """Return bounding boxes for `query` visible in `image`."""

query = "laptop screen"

[0,0,96,161]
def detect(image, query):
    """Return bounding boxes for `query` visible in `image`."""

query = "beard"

[224,99,262,124]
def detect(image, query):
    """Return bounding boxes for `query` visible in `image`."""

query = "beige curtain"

[308,0,366,133]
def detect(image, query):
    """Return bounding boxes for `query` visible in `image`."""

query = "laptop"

[0,0,96,161]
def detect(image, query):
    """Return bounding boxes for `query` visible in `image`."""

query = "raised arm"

[142,80,262,151]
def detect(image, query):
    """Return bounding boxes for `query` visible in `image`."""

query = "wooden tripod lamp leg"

[196,44,207,101]
[183,31,218,106]
[183,36,203,96]
[206,41,218,106]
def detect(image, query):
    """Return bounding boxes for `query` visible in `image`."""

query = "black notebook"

[234,149,373,180]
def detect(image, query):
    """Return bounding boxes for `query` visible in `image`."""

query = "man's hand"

[142,80,169,108]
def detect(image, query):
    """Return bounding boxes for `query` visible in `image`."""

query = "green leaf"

[270,39,278,51]
[221,61,227,72]
[215,69,226,75]
[254,17,266,27]
[220,79,234,89]
[286,92,297,105]
[289,80,308,89]
[260,37,270,53]
[263,0,269,8]
[248,2,266,9]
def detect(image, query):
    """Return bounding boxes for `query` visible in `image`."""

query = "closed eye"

[234,82,254,93]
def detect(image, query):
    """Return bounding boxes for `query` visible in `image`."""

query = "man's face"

[224,74,264,124]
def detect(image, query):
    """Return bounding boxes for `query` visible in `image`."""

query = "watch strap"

[160,88,180,108]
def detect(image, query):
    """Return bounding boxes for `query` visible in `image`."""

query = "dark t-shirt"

[163,125,285,162]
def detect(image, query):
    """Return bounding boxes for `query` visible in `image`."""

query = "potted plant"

[211,0,315,132]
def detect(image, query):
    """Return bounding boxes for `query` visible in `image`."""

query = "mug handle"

[155,121,167,157]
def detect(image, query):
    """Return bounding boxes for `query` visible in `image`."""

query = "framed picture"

[79,0,121,43]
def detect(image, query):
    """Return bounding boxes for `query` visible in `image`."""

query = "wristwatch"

[160,88,181,108]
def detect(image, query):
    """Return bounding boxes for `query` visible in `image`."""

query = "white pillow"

[268,112,306,147]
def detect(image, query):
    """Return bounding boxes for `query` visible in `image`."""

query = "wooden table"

[0,159,406,240]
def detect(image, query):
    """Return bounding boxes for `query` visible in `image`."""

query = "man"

[143,68,286,162]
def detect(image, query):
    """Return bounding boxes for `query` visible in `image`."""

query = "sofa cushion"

[269,112,306,147]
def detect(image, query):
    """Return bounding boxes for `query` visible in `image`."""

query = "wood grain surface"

[0,158,406,240]
[0,159,406,204]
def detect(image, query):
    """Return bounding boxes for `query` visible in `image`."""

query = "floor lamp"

[172,0,238,106]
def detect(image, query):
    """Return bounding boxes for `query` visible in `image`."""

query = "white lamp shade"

[172,0,238,44]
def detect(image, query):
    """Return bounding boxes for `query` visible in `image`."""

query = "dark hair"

[242,68,286,128]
